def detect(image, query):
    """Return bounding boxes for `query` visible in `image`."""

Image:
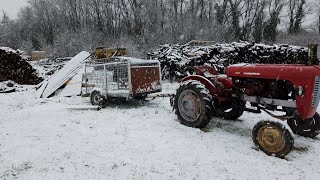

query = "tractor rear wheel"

[90,90,106,106]
[287,112,320,138]
[174,80,214,128]
[252,121,294,158]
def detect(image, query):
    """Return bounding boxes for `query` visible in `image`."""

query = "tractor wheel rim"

[257,125,285,153]
[178,90,201,122]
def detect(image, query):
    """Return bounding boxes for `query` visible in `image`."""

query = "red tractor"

[174,64,320,157]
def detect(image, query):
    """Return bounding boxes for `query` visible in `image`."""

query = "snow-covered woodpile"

[0,47,43,85]
[148,42,309,80]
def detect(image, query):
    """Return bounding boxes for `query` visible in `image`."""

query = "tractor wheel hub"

[178,90,201,122]
[257,126,285,153]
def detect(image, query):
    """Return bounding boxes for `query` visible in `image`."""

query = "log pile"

[148,42,309,80]
[0,47,43,85]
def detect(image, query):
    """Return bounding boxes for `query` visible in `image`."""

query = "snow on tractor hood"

[226,64,320,80]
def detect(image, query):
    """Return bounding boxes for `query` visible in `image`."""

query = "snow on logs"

[0,47,43,85]
[148,42,309,79]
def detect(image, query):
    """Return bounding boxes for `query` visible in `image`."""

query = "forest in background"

[0,0,320,58]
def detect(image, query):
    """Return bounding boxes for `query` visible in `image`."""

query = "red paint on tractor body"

[226,64,320,119]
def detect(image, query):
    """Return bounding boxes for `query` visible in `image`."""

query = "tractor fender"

[182,75,216,95]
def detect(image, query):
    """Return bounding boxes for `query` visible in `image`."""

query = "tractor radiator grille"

[312,76,320,108]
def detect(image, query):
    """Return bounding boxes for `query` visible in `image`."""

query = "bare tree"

[263,0,284,43]
[288,0,306,34]
[253,0,266,42]
[0,11,10,40]
[227,0,242,41]
[1,0,316,57]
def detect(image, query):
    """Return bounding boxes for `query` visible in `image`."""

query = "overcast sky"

[0,0,28,19]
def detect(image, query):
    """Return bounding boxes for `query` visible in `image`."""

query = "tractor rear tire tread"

[174,80,214,128]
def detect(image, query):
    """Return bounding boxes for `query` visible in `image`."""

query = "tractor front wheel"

[174,80,214,128]
[252,121,294,158]
[215,100,244,120]
[287,112,320,138]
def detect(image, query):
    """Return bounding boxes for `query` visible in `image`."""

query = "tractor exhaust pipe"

[308,44,319,65]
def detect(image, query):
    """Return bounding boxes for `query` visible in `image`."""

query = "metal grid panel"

[83,62,130,97]
[105,63,130,96]
[312,76,320,108]
[83,65,106,95]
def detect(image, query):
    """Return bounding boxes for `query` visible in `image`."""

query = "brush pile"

[148,42,309,80]
[0,47,43,85]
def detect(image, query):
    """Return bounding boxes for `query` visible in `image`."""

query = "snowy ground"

[0,82,320,180]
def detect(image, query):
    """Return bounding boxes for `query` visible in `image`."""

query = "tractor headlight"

[295,86,304,96]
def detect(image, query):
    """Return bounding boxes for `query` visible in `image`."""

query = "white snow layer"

[0,82,320,179]
[0,47,17,53]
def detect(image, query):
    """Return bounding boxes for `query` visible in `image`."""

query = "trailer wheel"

[174,80,214,128]
[90,90,106,106]
[215,100,244,120]
[252,121,294,158]
[287,112,320,138]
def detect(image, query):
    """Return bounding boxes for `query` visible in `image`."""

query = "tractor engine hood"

[226,63,320,80]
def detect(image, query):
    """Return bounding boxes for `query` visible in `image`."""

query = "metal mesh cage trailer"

[82,59,162,98]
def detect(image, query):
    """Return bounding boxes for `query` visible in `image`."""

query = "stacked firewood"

[0,48,43,85]
[148,42,309,80]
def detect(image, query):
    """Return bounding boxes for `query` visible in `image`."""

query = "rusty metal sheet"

[130,66,161,95]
